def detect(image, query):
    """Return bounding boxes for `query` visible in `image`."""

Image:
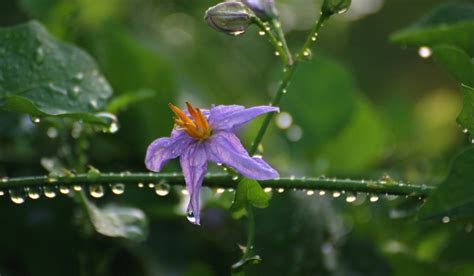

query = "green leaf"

[457,85,474,134]
[0,21,113,125]
[84,197,149,241]
[316,97,388,174]
[432,45,474,87]
[230,178,269,218]
[107,89,155,114]
[391,3,474,56]
[282,52,358,150]
[418,146,474,220]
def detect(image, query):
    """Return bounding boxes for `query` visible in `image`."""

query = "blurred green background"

[0,0,473,275]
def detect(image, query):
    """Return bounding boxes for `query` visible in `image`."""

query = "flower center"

[169,102,212,140]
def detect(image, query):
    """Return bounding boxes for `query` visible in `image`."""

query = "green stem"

[253,17,289,65]
[0,173,434,197]
[249,13,329,155]
[245,204,255,254]
[270,19,293,65]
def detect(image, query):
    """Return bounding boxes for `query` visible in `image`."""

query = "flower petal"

[145,130,193,172]
[206,131,279,180]
[208,105,279,130]
[180,142,208,225]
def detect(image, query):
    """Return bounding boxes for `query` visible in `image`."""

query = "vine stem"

[249,13,330,155]
[0,173,434,197]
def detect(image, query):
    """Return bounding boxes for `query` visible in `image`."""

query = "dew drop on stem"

[59,186,70,195]
[369,194,379,202]
[43,186,57,198]
[73,185,82,191]
[216,188,225,194]
[89,185,104,198]
[155,183,170,196]
[9,190,25,204]
[111,183,125,195]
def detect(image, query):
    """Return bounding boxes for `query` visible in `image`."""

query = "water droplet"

[95,112,119,133]
[462,128,468,133]
[48,82,67,95]
[442,216,450,223]
[275,112,293,129]
[89,185,104,198]
[306,190,314,196]
[319,191,326,196]
[186,209,197,223]
[31,116,41,124]
[286,125,303,141]
[0,190,4,196]
[216,188,225,194]
[9,190,25,204]
[418,46,432,58]
[311,36,317,41]
[89,99,99,109]
[1,177,8,183]
[181,189,189,195]
[73,185,82,191]
[25,188,39,201]
[230,30,245,36]
[148,183,155,188]
[47,127,58,139]
[59,186,70,194]
[44,187,56,198]
[111,183,125,195]
[346,194,357,203]
[369,195,379,202]
[274,51,280,56]
[277,188,285,193]
[332,191,341,198]
[71,85,81,95]
[264,187,272,193]
[138,183,144,188]
[74,72,84,81]
[232,176,239,181]
[155,183,170,196]
[35,47,45,64]
[337,8,348,14]
[216,163,223,166]
[258,31,265,36]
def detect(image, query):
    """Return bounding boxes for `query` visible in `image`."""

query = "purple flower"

[145,102,279,225]
[242,0,278,21]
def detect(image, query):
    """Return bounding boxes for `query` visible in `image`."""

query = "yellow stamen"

[169,102,212,140]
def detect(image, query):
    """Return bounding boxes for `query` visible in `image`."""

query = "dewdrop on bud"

[242,0,278,21]
[205,2,254,36]
[322,0,351,16]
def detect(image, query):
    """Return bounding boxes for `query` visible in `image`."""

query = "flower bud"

[242,0,278,21]
[322,0,351,16]
[205,2,254,36]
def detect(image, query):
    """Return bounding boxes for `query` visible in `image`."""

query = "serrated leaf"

[84,198,149,241]
[0,21,113,125]
[418,146,474,220]
[230,178,269,217]
[391,3,474,57]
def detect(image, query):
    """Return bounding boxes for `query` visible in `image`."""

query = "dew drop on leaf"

[369,195,379,202]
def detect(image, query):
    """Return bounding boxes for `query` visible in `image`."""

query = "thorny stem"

[0,173,434,197]
[249,13,330,155]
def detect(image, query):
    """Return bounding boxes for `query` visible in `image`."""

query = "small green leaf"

[83,196,149,241]
[230,178,269,217]
[418,146,474,220]
[391,3,474,56]
[107,89,155,114]
[432,45,473,87]
[0,21,113,125]
[457,85,474,134]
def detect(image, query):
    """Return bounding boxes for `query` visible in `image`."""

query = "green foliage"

[391,3,474,56]
[82,194,149,241]
[230,178,269,218]
[419,147,474,220]
[0,21,113,126]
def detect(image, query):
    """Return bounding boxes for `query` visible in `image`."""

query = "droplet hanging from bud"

[205,2,254,36]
